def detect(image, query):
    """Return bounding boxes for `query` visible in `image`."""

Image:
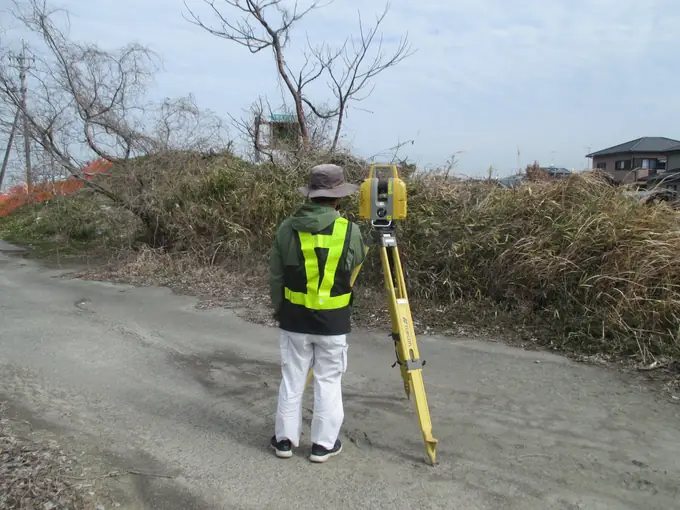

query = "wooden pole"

[18,40,32,192]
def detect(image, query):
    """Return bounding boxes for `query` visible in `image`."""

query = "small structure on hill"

[255,113,301,151]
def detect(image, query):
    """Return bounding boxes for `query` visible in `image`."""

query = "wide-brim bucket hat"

[297,164,359,199]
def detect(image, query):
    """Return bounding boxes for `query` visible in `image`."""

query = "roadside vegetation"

[2,0,680,374]
[1,402,92,509]
[3,153,680,368]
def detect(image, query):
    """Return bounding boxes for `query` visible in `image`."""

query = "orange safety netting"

[0,159,113,217]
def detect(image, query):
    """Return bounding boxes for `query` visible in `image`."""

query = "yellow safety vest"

[283,217,352,310]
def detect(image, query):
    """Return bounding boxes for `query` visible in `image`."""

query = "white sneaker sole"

[309,444,342,463]
[271,445,293,458]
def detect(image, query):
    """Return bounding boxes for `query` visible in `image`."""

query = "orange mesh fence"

[0,159,113,217]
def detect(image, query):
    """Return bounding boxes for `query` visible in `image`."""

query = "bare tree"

[0,28,19,188]
[183,0,413,155]
[0,0,158,179]
[183,0,328,149]
[310,5,413,152]
[228,96,276,163]
[144,94,231,154]
[0,0,231,245]
[0,108,20,189]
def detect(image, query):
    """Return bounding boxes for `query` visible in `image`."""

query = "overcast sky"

[4,0,680,178]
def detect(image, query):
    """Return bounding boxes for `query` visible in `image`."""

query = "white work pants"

[274,329,348,450]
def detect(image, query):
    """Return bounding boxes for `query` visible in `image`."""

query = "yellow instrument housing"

[359,164,407,223]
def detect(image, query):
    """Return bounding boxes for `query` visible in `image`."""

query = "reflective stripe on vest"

[284,217,351,310]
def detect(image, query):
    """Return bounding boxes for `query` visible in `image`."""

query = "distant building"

[255,113,301,151]
[497,165,572,188]
[585,137,680,185]
[645,170,680,193]
[540,166,572,179]
[497,173,526,188]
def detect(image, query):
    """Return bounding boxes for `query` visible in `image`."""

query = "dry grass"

[3,152,680,364]
[391,171,680,362]
[0,403,87,509]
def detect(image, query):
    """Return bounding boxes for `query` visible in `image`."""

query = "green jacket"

[268,202,367,317]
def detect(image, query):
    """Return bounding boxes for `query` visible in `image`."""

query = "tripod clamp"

[365,220,397,247]
[390,332,427,370]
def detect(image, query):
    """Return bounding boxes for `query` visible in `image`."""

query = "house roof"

[586,137,680,157]
[497,174,526,188]
[540,166,571,175]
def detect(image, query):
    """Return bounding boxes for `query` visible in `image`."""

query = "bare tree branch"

[185,0,413,156]
[229,97,276,163]
[184,0,329,149]
[0,0,160,170]
[0,0,233,247]
[310,3,415,152]
[145,94,231,154]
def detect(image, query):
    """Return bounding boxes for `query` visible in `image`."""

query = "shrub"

[3,154,679,361]
[0,191,140,255]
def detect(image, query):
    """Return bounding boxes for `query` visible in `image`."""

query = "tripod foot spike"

[425,439,438,466]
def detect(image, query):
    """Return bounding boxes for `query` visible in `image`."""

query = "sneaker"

[309,439,342,463]
[270,435,293,458]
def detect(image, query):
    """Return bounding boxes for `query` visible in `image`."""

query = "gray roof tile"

[586,137,680,157]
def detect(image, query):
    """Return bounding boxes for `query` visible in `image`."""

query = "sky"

[3,0,680,178]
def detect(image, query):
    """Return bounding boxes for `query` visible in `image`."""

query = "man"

[268,163,367,463]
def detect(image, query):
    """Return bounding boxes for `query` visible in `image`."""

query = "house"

[497,173,526,188]
[496,165,572,188]
[540,166,572,179]
[585,137,680,185]
[645,142,680,192]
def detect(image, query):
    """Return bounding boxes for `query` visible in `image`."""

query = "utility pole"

[0,107,21,190]
[10,40,34,192]
[19,40,33,192]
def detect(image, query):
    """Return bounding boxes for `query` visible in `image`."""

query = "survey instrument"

[305,163,438,466]
[360,163,437,465]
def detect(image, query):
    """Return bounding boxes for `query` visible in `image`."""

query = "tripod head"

[359,164,407,232]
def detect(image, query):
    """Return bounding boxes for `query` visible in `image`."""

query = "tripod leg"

[305,368,313,391]
[379,246,410,399]
[393,297,438,465]
[385,244,438,466]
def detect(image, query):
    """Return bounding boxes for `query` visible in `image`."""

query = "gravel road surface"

[1,247,679,509]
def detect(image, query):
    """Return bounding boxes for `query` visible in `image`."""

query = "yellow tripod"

[305,163,438,466]
[373,225,438,465]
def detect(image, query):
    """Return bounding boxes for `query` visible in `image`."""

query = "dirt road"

[1,247,679,509]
